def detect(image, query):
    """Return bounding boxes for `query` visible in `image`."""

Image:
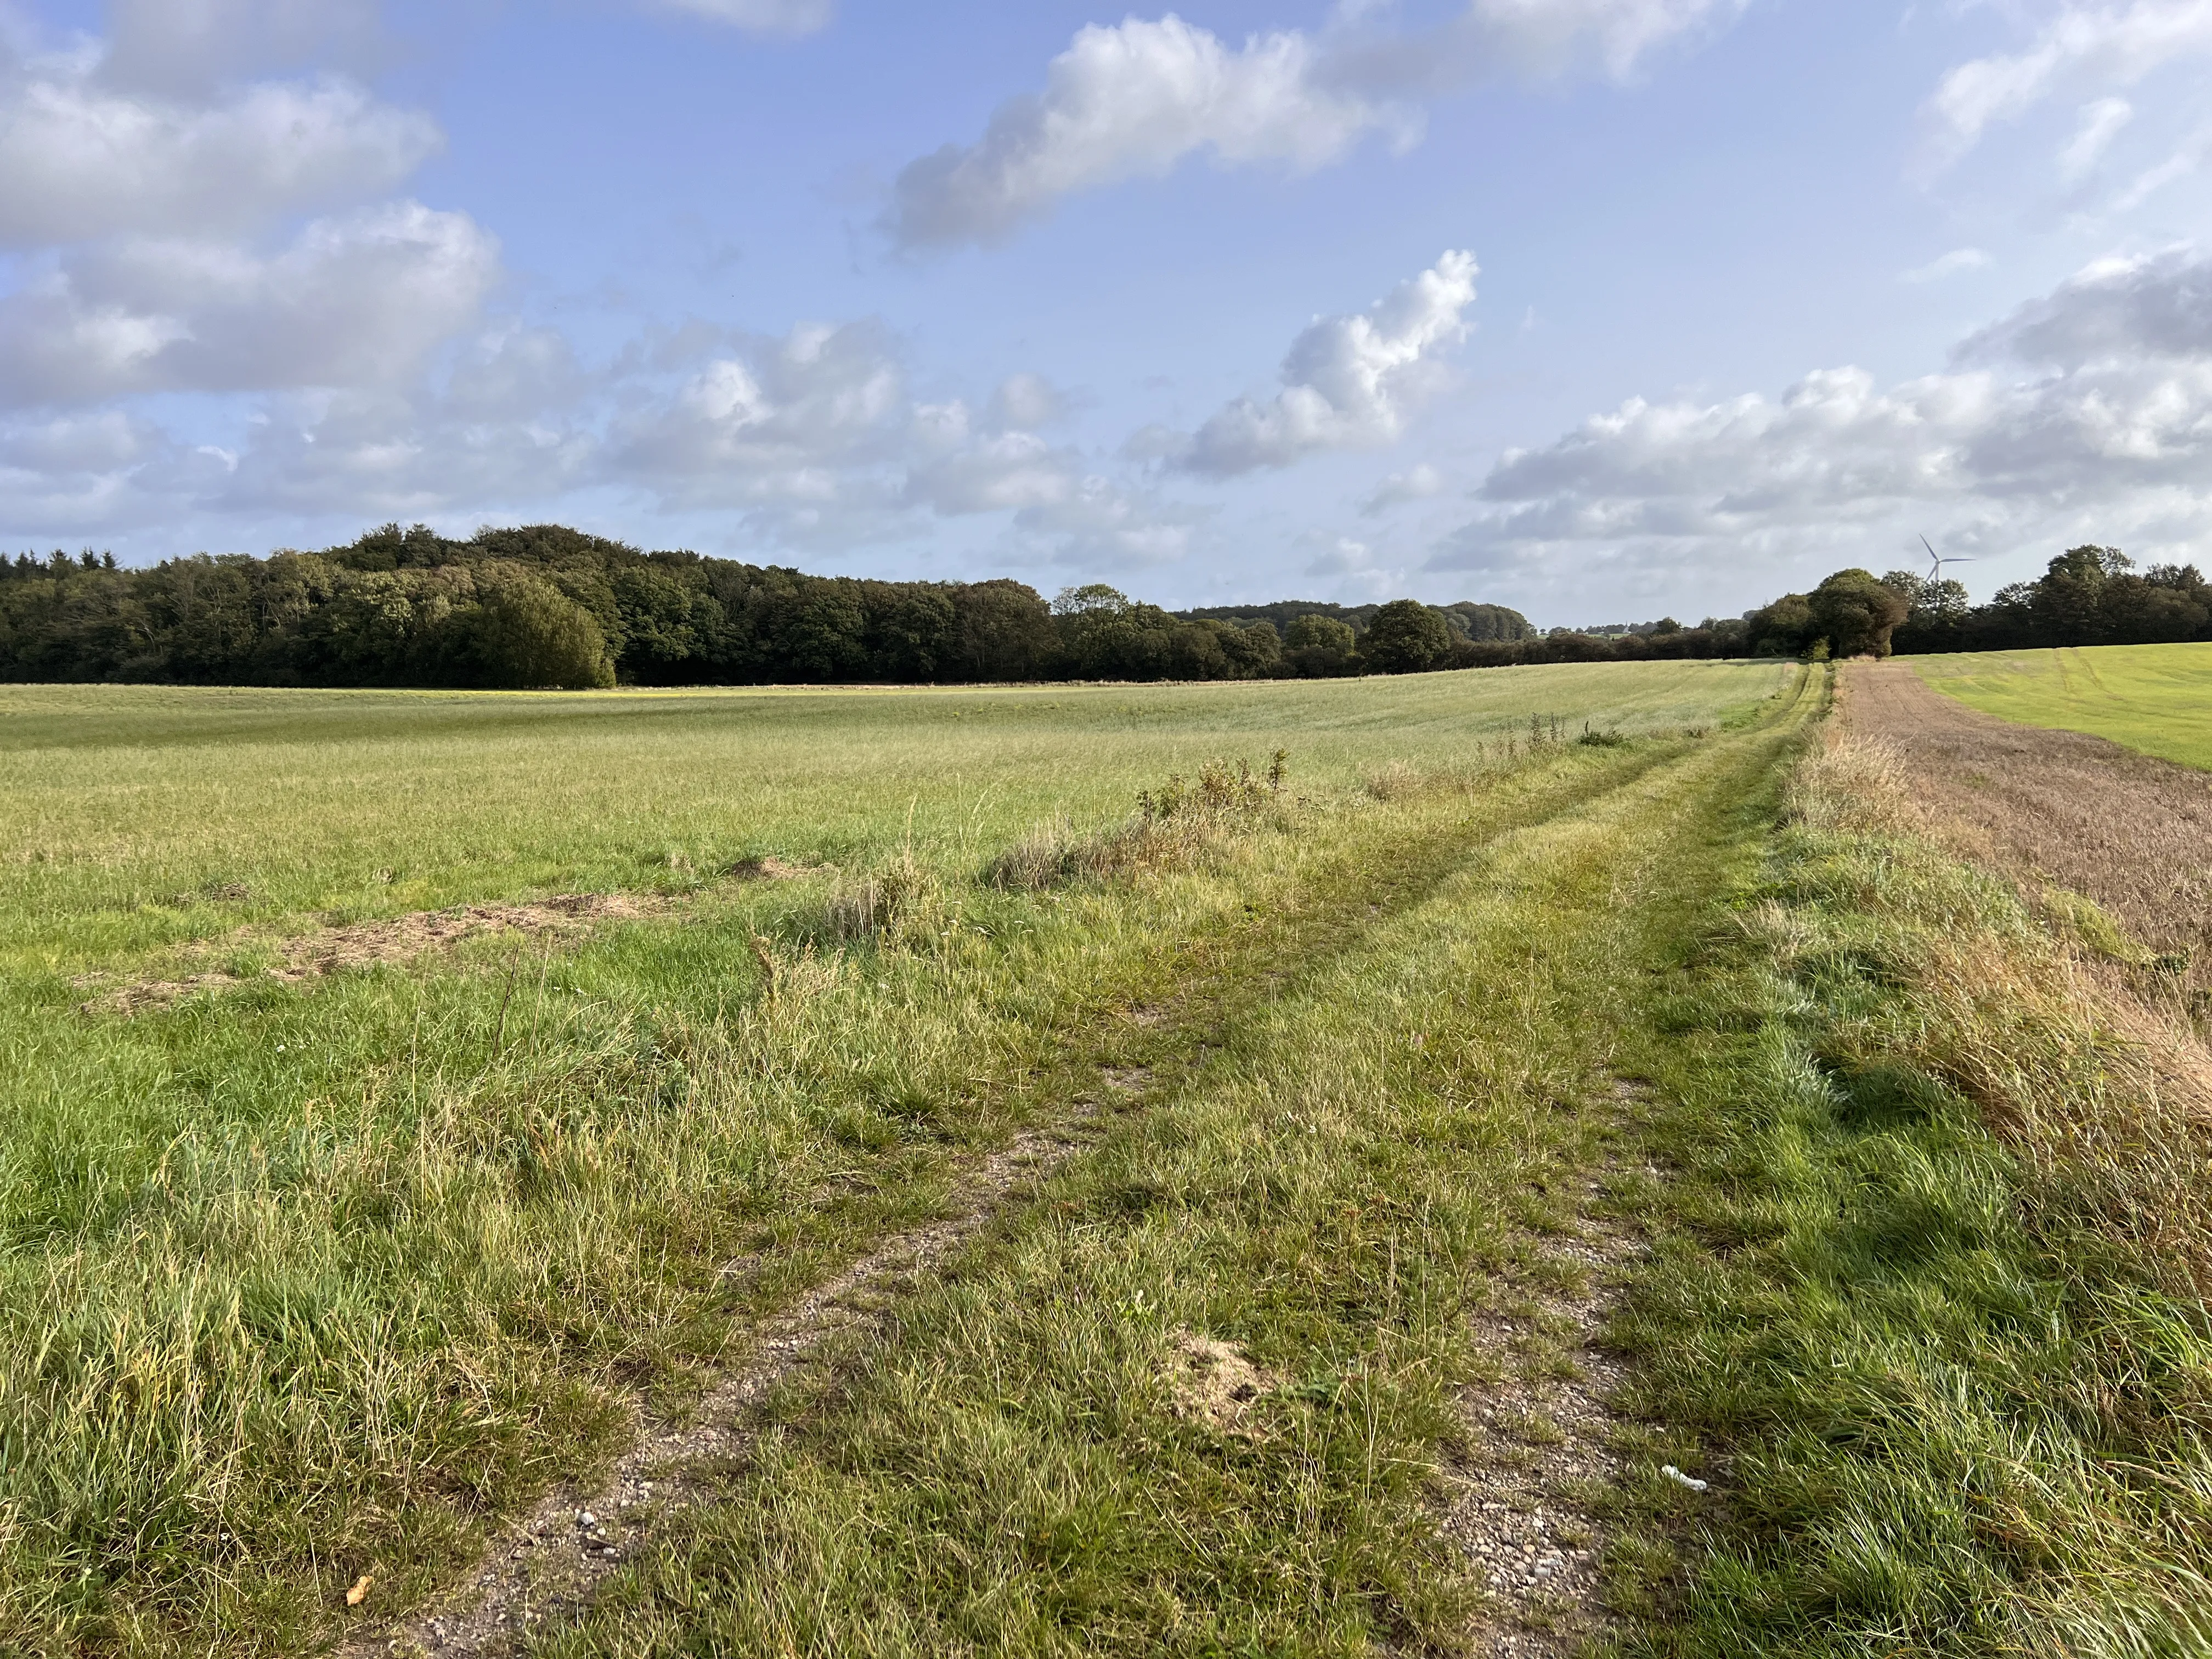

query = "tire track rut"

[351,1076,1141,1657]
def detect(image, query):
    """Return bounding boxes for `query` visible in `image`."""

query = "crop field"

[7,658,2212,1657]
[1908,641,2212,769]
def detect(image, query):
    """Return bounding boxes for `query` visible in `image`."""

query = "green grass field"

[1908,641,2212,768]
[0,662,1784,1654]
[6,659,2209,1657]
[0,666,1762,971]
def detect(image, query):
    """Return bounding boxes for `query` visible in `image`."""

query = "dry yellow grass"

[1802,690,2212,1294]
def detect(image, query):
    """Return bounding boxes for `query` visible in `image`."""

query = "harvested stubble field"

[6,658,2212,1658]
[1846,661,2212,985]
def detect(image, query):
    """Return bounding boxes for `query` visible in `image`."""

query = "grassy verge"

[1612,704,2212,1654]
[488,680,1818,1657]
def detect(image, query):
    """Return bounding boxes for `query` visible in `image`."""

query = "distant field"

[1906,641,2212,769]
[0,662,1769,973]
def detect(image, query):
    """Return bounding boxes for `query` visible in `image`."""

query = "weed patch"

[819,847,953,948]
[989,753,1290,891]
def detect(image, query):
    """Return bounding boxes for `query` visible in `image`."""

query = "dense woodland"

[0,524,1538,689]
[1182,598,1535,644]
[1,524,2201,688]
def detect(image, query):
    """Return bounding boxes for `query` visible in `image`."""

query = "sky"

[1,1,2209,624]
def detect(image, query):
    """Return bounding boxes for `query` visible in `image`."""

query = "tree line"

[1357,546,2212,667]
[0,524,1538,689]
[1679,548,2212,663]
[3,523,2193,689]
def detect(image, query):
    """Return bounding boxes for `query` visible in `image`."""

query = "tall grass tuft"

[822,847,950,948]
[989,753,1290,892]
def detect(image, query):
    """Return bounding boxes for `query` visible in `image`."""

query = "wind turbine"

[1920,535,1974,583]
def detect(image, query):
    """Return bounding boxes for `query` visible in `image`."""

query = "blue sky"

[2,0,2209,623]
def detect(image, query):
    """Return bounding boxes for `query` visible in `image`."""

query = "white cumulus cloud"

[1958,245,2212,367]
[902,407,1082,514]
[1361,461,1446,513]
[2061,95,2136,180]
[0,203,501,405]
[97,0,385,95]
[0,53,439,249]
[888,3,1750,249]
[610,320,909,506]
[1926,0,2212,163]
[1329,0,1748,93]
[1901,247,1990,284]
[1432,247,2212,595]
[1471,0,1748,77]
[1176,251,1477,476]
[885,15,1407,249]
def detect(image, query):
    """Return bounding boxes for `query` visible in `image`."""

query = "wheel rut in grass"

[350,1091,1135,1659]
[1433,687,1816,1655]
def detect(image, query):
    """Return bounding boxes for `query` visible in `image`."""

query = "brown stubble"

[1843,661,2212,993]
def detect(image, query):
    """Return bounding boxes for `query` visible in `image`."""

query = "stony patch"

[1439,1093,1657,1657]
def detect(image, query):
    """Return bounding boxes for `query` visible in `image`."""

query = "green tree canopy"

[1747,592,1815,657]
[470,572,616,689]
[1362,600,1453,674]
[1285,613,1356,653]
[1809,568,1910,658]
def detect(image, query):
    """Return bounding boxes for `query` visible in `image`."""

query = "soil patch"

[1164,1330,1275,1436]
[79,893,676,1015]
[1846,662,2212,972]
